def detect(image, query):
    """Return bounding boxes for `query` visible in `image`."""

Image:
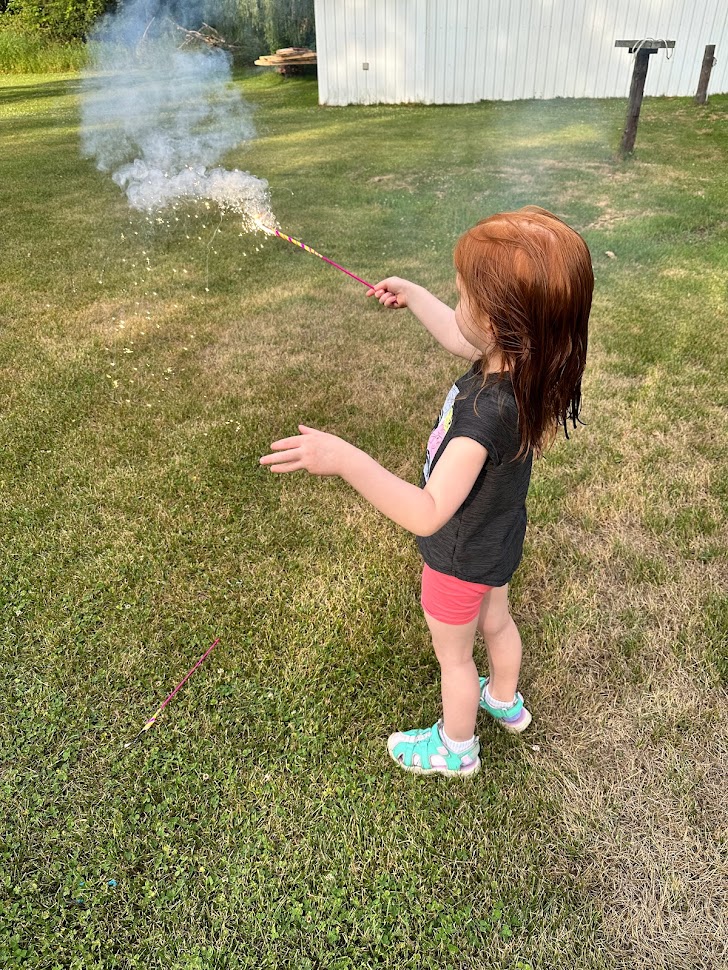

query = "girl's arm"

[366,278,481,361]
[260,425,487,537]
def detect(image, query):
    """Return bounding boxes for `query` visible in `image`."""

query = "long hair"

[454,206,593,457]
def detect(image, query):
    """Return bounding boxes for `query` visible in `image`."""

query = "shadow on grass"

[0,76,83,104]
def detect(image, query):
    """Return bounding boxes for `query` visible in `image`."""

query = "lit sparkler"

[253,215,374,289]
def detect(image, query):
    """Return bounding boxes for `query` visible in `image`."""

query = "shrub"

[4,0,113,42]
[0,0,317,73]
[0,23,87,71]
[211,0,316,63]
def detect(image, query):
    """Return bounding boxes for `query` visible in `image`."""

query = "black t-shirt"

[416,365,533,586]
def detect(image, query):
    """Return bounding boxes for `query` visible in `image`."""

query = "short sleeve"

[450,380,519,467]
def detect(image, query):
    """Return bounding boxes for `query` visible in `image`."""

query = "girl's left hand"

[260,425,348,477]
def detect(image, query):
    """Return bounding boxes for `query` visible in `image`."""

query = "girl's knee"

[477,585,512,640]
[478,606,513,640]
[430,627,475,666]
[433,645,476,672]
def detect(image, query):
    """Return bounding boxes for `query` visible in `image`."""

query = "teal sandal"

[387,720,480,777]
[479,677,532,733]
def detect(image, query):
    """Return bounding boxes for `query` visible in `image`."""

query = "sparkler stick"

[124,637,221,747]
[254,216,375,289]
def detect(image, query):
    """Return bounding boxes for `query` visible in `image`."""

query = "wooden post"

[695,45,716,104]
[615,41,676,157]
[620,47,652,156]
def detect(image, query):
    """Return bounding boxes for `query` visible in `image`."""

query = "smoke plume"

[80,0,274,227]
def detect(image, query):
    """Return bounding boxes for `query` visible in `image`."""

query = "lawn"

[1,71,726,970]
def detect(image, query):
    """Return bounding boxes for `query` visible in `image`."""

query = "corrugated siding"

[314,0,728,104]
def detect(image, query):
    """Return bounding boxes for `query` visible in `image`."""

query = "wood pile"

[255,47,317,75]
[174,22,239,52]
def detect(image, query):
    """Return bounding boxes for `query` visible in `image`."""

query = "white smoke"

[81,0,274,227]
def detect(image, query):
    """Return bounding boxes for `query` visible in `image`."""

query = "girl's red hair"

[454,206,593,457]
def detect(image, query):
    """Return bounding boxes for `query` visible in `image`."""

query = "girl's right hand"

[366,277,412,309]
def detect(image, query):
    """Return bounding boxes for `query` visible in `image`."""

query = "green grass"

[0,27,86,74]
[1,71,727,969]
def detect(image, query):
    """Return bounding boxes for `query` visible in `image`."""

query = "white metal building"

[313,0,728,105]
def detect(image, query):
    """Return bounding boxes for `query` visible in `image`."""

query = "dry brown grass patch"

[514,341,728,967]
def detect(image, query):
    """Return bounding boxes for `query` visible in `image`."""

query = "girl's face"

[454,275,493,353]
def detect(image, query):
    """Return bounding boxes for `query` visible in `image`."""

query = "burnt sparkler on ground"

[124,637,221,748]
[254,216,375,290]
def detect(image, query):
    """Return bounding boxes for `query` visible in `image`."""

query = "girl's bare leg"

[423,610,480,742]
[476,585,522,703]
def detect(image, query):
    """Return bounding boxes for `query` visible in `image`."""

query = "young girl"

[260,206,593,778]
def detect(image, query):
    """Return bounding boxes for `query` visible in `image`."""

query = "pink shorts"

[420,563,492,625]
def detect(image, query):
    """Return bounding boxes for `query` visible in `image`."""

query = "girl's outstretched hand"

[366,277,411,308]
[260,425,348,477]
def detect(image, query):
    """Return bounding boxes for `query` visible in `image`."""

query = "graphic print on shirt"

[423,382,459,483]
